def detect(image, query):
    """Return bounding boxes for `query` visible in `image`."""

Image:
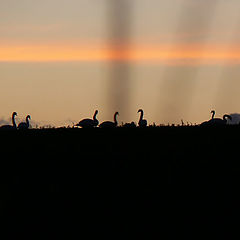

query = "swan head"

[26,115,31,120]
[138,109,143,113]
[224,115,232,121]
[12,112,17,117]
[210,110,215,119]
[223,114,232,121]
[115,112,119,116]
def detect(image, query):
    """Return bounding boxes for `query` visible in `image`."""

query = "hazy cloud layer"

[0,118,10,125]
[229,113,240,125]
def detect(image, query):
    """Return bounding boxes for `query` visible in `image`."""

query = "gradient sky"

[1,0,240,126]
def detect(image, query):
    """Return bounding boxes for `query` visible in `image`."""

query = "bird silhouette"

[201,110,232,126]
[76,110,99,128]
[208,113,232,125]
[18,115,31,130]
[0,112,17,130]
[99,112,119,128]
[200,110,215,126]
[138,109,147,127]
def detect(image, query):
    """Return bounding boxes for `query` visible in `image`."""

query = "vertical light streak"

[158,1,218,124]
[107,0,132,121]
[214,3,240,113]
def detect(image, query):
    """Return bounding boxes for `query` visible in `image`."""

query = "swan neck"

[114,114,118,125]
[26,117,30,127]
[12,114,16,128]
[211,111,215,119]
[93,112,98,120]
[139,111,143,121]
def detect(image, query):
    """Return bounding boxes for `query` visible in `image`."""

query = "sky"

[1,0,240,126]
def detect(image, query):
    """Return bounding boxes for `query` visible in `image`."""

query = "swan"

[76,110,99,128]
[201,110,232,126]
[18,115,31,130]
[208,114,232,125]
[99,112,119,128]
[138,109,147,127]
[200,110,215,126]
[0,112,17,130]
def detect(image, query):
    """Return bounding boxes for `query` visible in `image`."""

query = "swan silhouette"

[18,115,31,130]
[201,110,232,126]
[0,112,17,130]
[208,113,232,125]
[138,109,147,127]
[76,110,99,128]
[200,110,215,126]
[99,112,119,128]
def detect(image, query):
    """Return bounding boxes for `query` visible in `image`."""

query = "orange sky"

[1,44,240,64]
[2,0,240,126]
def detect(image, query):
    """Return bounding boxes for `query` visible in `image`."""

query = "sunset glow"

[2,44,240,64]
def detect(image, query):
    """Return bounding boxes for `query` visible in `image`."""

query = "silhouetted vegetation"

[1,126,240,238]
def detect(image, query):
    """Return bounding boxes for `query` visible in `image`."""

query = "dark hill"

[1,126,240,239]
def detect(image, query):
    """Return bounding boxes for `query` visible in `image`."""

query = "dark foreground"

[1,126,240,239]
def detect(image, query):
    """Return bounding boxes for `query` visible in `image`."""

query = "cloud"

[0,117,11,126]
[229,113,240,125]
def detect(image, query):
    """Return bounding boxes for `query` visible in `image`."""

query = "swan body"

[138,109,147,127]
[123,122,136,128]
[0,112,17,130]
[18,115,31,130]
[200,121,209,126]
[99,112,119,128]
[76,110,99,128]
